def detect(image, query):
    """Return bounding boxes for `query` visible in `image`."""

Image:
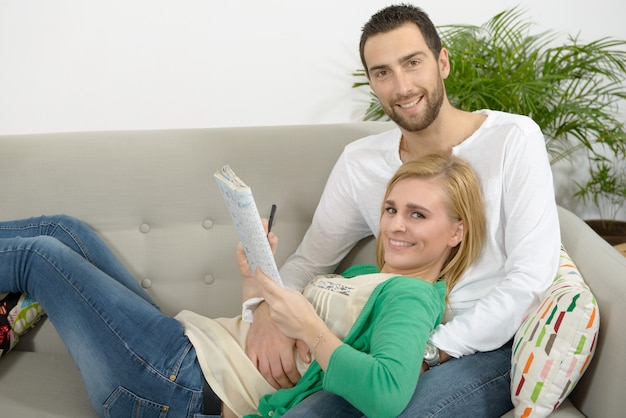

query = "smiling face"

[379,176,463,281]
[364,23,449,132]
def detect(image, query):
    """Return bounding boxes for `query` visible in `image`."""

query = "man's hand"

[421,348,453,374]
[246,302,306,389]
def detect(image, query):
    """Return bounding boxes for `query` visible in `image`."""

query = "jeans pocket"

[103,386,170,418]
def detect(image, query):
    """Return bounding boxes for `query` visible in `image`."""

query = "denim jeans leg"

[283,343,513,418]
[396,343,513,418]
[0,214,157,307]
[0,235,204,416]
[282,389,362,418]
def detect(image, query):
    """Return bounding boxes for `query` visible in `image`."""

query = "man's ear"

[439,48,451,79]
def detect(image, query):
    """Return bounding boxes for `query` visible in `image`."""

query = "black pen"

[268,204,277,234]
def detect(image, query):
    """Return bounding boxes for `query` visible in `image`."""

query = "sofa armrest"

[557,206,626,417]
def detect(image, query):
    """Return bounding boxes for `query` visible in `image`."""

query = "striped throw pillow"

[0,293,45,359]
[511,246,599,417]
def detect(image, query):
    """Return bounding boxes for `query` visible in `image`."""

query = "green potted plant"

[575,158,626,245]
[353,7,626,245]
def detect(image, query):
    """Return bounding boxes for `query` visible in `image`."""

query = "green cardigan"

[248,265,446,418]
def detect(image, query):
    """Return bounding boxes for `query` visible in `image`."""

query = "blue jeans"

[0,215,213,418]
[283,342,513,418]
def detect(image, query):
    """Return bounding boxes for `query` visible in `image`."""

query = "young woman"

[0,154,485,418]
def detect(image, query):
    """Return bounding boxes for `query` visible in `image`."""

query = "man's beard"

[384,78,445,132]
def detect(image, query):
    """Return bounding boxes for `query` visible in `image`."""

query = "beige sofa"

[0,123,625,417]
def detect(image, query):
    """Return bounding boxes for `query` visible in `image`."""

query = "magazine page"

[214,165,283,286]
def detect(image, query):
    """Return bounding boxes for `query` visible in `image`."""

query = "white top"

[278,110,561,357]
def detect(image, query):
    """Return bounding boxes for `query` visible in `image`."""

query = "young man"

[246,4,560,416]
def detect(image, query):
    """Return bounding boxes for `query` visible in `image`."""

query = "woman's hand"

[257,270,342,370]
[237,218,278,300]
[256,269,324,342]
[237,218,277,279]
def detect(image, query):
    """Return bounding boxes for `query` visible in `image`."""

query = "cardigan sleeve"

[322,278,445,418]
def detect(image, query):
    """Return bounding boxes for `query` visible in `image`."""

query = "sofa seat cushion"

[0,351,97,417]
[500,398,583,418]
[0,350,585,418]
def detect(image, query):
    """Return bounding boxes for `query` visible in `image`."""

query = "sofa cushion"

[511,246,599,417]
[0,292,45,359]
[0,350,97,417]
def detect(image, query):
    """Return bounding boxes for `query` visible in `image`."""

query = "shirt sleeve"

[278,151,373,291]
[322,279,445,418]
[431,127,561,356]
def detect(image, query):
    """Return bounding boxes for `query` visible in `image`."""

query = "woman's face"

[380,176,463,281]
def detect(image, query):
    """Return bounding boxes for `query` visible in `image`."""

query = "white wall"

[1,0,625,220]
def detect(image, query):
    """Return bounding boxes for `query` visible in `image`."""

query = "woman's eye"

[411,211,425,219]
[385,207,396,214]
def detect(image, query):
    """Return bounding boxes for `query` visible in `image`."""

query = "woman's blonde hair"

[375,154,486,295]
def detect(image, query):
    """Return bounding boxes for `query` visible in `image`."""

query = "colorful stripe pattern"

[0,292,45,359]
[511,246,599,417]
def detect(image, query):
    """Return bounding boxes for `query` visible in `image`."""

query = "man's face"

[363,23,448,132]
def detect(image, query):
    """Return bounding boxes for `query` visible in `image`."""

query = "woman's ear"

[448,220,464,247]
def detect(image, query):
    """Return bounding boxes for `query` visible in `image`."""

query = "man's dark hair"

[359,4,442,74]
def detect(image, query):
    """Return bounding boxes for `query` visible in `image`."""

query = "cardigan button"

[204,275,215,285]
[202,219,214,230]
[141,278,152,289]
[139,223,150,233]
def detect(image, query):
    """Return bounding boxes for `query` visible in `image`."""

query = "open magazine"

[214,165,283,286]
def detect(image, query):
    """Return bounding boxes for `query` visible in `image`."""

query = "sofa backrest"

[0,123,392,325]
[556,206,626,417]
